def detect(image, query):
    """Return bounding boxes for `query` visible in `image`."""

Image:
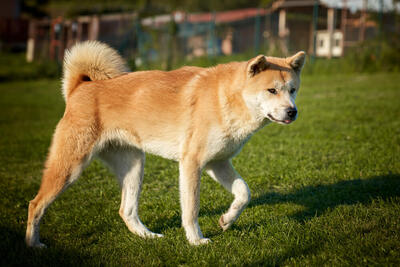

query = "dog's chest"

[206,127,252,161]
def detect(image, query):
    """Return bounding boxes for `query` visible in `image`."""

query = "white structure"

[316,30,343,57]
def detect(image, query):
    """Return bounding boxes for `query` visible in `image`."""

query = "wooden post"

[50,17,63,61]
[26,19,36,62]
[66,21,73,49]
[254,8,261,55]
[279,9,288,53]
[166,13,177,70]
[278,9,287,38]
[379,0,384,34]
[359,0,367,42]
[327,8,335,59]
[76,21,82,42]
[311,0,319,62]
[341,0,347,55]
[58,20,65,61]
[209,11,216,61]
[89,15,99,40]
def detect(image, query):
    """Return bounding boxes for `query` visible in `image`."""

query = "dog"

[26,41,305,247]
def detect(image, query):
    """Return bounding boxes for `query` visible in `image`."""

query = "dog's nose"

[287,108,297,119]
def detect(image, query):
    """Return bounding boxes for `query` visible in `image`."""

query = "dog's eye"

[290,88,296,94]
[267,88,277,94]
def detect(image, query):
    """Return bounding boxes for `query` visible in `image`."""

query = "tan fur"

[62,41,129,100]
[26,41,306,247]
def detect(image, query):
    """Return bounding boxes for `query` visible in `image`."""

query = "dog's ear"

[247,55,268,78]
[287,51,306,73]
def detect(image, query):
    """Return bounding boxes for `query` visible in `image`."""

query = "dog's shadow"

[0,226,92,266]
[247,174,400,222]
[154,174,400,234]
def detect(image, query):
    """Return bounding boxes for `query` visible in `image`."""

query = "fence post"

[135,17,145,67]
[377,0,384,59]
[166,13,178,71]
[254,8,261,55]
[311,0,319,63]
[89,15,99,40]
[327,8,335,59]
[183,13,189,57]
[379,0,384,35]
[341,0,347,56]
[26,19,36,62]
[209,11,216,62]
[359,0,367,42]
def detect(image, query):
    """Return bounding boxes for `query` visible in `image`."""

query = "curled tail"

[62,41,129,101]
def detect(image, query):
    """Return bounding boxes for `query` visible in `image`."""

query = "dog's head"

[242,51,306,125]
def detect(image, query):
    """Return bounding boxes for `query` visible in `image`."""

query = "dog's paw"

[138,230,164,239]
[190,238,211,245]
[147,232,164,238]
[219,215,232,231]
[27,241,47,249]
[35,242,47,249]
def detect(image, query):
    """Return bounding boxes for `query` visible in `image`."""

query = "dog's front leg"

[179,158,210,245]
[205,160,251,231]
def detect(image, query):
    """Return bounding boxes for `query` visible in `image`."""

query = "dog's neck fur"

[210,62,269,142]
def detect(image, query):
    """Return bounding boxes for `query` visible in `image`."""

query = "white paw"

[146,232,164,238]
[190,238,211,245]
[28,241,47,249]
[124,221,164,239]
[219,215,232,231]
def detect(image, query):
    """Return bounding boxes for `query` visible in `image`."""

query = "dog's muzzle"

[267,108,298,125]
[286,108,297,120]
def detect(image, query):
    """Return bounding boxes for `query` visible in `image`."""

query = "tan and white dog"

[26,41,305,247]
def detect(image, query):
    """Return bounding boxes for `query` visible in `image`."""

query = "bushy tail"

[62,41,129,101]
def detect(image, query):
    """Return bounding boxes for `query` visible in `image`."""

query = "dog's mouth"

[267,114,293,125]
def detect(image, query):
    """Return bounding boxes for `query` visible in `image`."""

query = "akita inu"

[26,41,305,247]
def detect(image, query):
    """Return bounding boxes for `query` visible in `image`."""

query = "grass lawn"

[0,72,399,266]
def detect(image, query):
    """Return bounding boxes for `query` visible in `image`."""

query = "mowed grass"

[0,72,399,266]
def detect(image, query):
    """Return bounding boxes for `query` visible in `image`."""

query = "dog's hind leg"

[26,119,96,248]
[99,147,163,238]
[205,160,251,231]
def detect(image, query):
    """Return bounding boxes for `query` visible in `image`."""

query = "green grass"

[0,73,399,266]
[0,53,61,82]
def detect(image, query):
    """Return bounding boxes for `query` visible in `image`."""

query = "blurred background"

[0,2,400,265]
[1,0,399,78]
